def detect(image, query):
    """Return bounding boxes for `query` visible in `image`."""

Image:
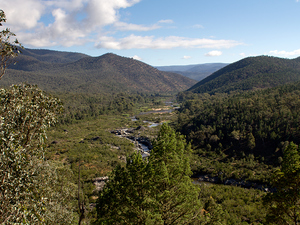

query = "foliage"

[177,82,300,182]
[148,124,202,224]
[45,98,177,220]
[31,160,77,224]
[46,114,136,180]
[0,83,76,224]
[96,153,157,224]
[263,142,300,224]
[2,50,196,94]
[0,9,22,79]
[17,48,88,64]
[188,55,300,94]
[57,92,154,124]
[199,182,267,224]
[95,124,202,224]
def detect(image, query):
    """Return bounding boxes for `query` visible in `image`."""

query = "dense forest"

[188,55,300,94]
[2,9,300,224]
[2,50,196,94]
[176,82,300,183]
[56,91,163,124]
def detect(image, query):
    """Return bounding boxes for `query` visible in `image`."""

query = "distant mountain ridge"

[18,48,89,64]
[188,55,300,94]
[156,63,228,81]
[2,49,197,94]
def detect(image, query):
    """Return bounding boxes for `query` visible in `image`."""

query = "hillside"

[2,49,197,94]
[176,81,300,183]
[157,63,228,81]
[157,64,201,72]
[17,48,89,64]
[188,56,300,93]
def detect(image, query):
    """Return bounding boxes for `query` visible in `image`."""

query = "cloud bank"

[96,35,241,50]
[270,49,300,57]
[1,0,144,47]
[0,0,242,51]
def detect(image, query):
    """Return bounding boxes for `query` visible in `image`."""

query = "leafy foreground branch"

[95,124,204,224]
[0,9,22,79]
[0,84,76,224]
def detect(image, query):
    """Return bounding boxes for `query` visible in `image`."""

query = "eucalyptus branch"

[0,10,23,80]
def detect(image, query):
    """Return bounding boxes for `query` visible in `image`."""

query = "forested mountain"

[4,8,300,223]
[176,81,300,182]
[2,49,197,94]
[157,63,228,81]
[188,56,300,93]
[18,48,89,64]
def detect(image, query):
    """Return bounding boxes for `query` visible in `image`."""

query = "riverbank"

[111,127,152,157]
[193,174,275,192]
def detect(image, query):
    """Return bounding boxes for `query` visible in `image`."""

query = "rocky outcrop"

[93,176,109,192]
[111,128,152,157]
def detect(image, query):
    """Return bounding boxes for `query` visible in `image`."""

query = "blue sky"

[1,0,300,66]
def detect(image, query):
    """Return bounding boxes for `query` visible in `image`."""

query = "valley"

[44,95,269,224]
[2,48,300,224]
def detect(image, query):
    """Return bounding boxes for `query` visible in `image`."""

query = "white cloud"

[238,53,259,58]
[0,0,143,47]
[114,22,160,31]
[96,35,242,50]
[0,0,45,31]
[0,0,242,52]
[183,56,191,59]
[44,0,88,11]
[205,50,223,57]
[132,55,142,60]
[84,0,140,28]
[158,19,174,24]
[269,49,300,57]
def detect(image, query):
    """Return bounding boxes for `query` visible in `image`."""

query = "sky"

[1,0,300,66]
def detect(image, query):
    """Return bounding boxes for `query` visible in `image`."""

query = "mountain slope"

[157,63,228,81]
[156,64,200,72]
[19,48,89,64]
[9,48,90,71]
[188,56,300,94]
[3,50,197,93]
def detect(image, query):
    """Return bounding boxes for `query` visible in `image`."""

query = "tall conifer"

[96,124,202,224]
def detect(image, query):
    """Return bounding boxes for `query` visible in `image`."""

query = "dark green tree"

[96,153,159,224]
[263,142,300,224]
[149,124,202,224]
[96,124,202,224]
